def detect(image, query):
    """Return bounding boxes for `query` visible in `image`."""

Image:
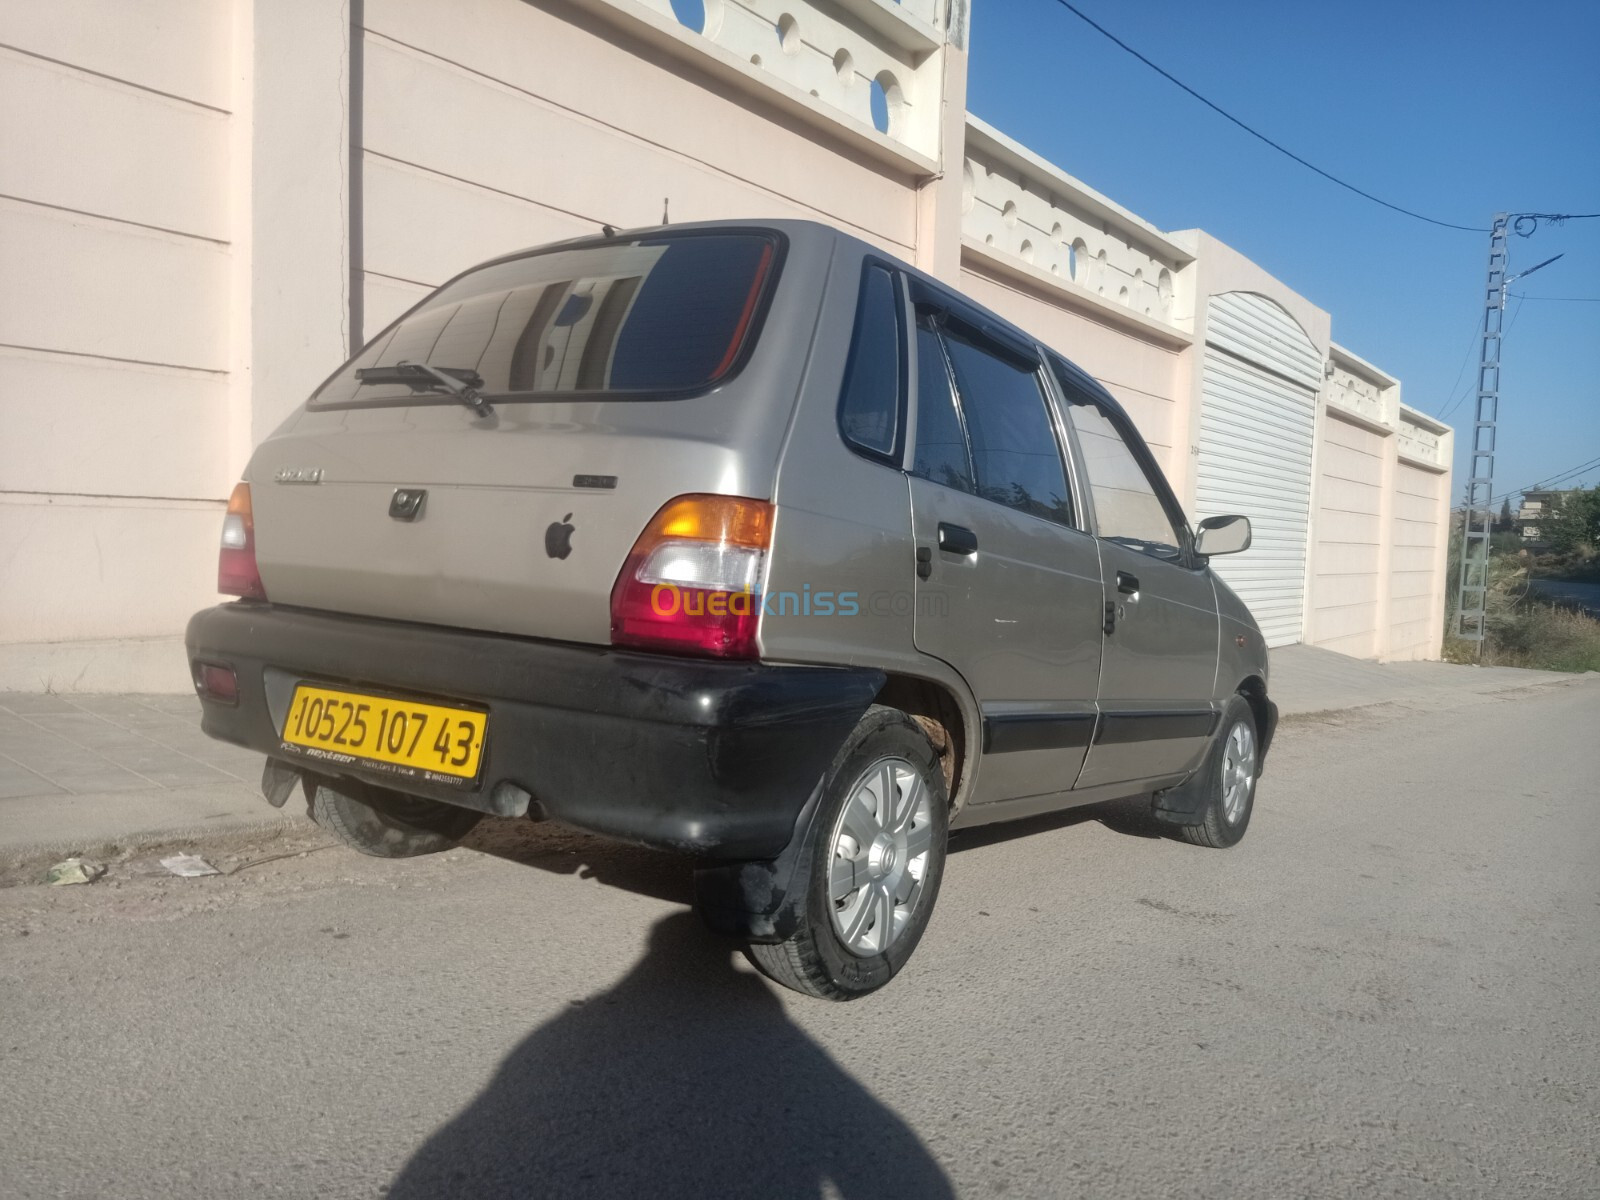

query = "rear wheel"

[310,779,482,858]
[746,706,948,1001]
[1177,694,1259,849]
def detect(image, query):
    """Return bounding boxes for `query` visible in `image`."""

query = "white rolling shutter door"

[1196,292,1321,647]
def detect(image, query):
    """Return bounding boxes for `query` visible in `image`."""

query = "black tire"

[310,778,482,858]
[746,705,949,1001]
[1177,694,1259,849]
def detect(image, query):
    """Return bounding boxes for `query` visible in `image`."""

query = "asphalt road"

[1529,578,1600,619]
[3,676,1597,1199]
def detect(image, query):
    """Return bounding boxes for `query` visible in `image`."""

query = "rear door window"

[940,326,1074,526]
[910,320,975,492]
[315,232,779,407]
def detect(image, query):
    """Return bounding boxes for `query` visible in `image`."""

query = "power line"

[1511,213,1600,237]
[1433,317,1483,421]
[1438,294,1526,424]
[1504,293,1526,340]
[1487,454,1600,506]
[1044,2,1600,238]
[1044,0,1490,232]
[1475,453,1600,508]
[1526,457,1600,491]
[1509,294,1600,303]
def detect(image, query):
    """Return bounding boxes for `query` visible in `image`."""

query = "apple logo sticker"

[544,513,575,560]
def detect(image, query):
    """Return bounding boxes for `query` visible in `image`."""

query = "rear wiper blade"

[354,362,493,418]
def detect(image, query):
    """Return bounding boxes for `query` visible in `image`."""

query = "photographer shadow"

[389,911,954,1199]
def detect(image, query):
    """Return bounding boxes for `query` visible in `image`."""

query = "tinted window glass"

[314,233,776,406]
[911,323,973,492]
[838,266,902,457]
[941,330,1073,525]
[1056,371,1183,559]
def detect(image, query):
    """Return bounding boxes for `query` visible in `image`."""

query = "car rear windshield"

[313,231,780,408]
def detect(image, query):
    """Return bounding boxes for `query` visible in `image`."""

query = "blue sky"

[967,0,1600,502]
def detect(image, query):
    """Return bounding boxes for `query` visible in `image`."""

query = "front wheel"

[746,706,949,1001]
[1176,694,1259,849]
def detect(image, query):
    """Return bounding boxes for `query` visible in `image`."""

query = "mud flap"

[1150,767,1208,825]
[692,778,827,943]
[1152,693,1278,825]
[261,758,301,809]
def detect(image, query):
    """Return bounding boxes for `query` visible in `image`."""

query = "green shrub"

[1443,540,1600,672]
[1482,601,1600,673]
[1543,487,1600,555]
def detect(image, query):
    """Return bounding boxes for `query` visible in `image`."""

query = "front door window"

[1063,397,1182,560]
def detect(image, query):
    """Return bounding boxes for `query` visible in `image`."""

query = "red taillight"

[610,495,774,659]
[218,482,267,599]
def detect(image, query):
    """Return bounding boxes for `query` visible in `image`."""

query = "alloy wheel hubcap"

[1220,721,1257,824]
[827,757,935,958]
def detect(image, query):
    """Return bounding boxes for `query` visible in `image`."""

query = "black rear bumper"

[185,603,882,860]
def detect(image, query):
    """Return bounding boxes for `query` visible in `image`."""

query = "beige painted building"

[0,0,1452,691]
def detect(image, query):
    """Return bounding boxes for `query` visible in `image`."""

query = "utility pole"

[1453,214,1509,644]
[1452,214,1561,646]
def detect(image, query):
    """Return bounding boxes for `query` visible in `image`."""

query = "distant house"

[1518,488,1580,547]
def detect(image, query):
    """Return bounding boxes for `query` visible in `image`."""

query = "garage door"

[1196,292,1321,647]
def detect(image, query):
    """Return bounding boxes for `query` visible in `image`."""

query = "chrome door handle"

[1116,571,1140,596]
[938,523,978,555]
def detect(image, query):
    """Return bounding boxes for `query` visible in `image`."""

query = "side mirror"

[1195,514,1251,556]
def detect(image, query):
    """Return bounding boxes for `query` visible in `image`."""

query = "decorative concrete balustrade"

[1398,408,1448,469]
[634,0,950,161]
[1325,347,1445,468]
[960,116,1193,332]
[1325,339,1447,472]
[1326,345,1397,430]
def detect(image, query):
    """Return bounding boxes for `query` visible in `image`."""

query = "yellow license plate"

[281,684,487,783]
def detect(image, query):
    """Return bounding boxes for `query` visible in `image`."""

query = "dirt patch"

[0,822,338,890]
[1276,708,1359,728]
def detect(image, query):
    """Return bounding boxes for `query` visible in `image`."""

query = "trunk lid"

[250,402,772,645]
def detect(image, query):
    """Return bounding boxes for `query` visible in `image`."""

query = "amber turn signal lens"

[218,482,268,600]
[648,494,774,549]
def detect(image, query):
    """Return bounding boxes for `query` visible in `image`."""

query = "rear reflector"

[610,495,774,658]
[218,482,267,599]
[193,661,239,704]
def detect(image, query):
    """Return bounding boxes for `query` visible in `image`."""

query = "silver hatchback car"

[188,220,1276,1000]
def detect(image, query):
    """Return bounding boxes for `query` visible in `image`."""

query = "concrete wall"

[0,0,1451,688]
[1390,455,1450,661]
[0,0,235,689]
[1306,346,1453,662]
[1309,414,1387,658]
[355,0,948,338]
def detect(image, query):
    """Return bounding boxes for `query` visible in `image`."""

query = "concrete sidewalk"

[1265,643,1583,716]
[1,647,1590,857]
[0,693,290,854]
